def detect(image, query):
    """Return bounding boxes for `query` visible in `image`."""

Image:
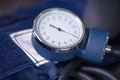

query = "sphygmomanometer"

[32,8,120,64]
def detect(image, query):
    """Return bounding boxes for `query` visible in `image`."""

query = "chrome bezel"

[33,8,85,53]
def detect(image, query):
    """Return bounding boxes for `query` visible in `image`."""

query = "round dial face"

[34,8,85,50]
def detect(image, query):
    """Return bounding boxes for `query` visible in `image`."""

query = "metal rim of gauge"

[33,8,85,53]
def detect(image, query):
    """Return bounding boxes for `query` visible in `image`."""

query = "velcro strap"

[0,33,33,79]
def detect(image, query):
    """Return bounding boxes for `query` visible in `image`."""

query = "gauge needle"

[49,24,79,38]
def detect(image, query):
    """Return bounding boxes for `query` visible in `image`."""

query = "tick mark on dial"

[58,16,61,19]
[52,16,55,19]
[64,42,67,44]
[43,22,46,25]
[73,25,76,28]
[43,32,46,35]
[58,42,61,45]
[46,36,50,39]
[69,39,73,42]
[41,27,45,30]
[47,18,50,21]
[74,31,77,34]
[64,18,67,21]
[69,21,72,24]
[51,41,55,43]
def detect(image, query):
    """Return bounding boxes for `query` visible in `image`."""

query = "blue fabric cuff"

[0,33,33,79]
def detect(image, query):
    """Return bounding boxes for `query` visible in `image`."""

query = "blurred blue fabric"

[0,0,87,80]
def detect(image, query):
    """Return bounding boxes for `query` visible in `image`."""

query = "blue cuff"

[0,33,33,79]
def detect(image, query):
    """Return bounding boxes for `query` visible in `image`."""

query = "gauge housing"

[33,8,85,53]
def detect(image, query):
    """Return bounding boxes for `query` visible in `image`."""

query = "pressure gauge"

[33,8,85,53]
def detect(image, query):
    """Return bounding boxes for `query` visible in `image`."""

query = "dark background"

[0,0,120,39]
[0,0,39,16]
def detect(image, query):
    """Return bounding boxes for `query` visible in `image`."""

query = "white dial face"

[35,8,84,49]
